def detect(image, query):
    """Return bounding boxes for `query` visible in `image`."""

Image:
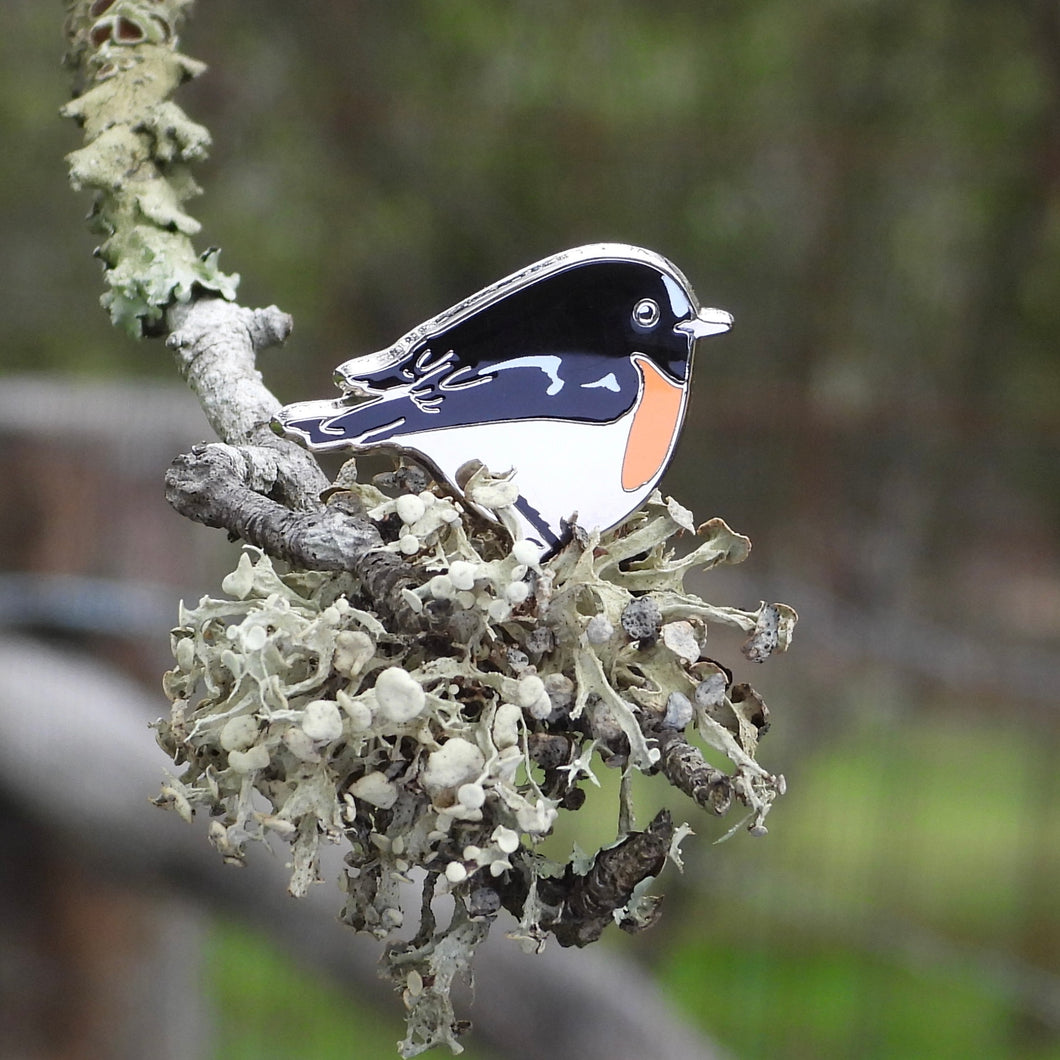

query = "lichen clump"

[155,472,793,1056]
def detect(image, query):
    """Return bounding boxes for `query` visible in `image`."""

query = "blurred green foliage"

[209,921,496,1060]
[656,718,1060,1058]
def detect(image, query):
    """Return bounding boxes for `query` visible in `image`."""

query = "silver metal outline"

[674,305,734,341]
[632,297,662,328]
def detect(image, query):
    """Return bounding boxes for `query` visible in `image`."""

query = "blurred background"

[2,1,1058,1057]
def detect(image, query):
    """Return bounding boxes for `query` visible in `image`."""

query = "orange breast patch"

[621,355,686,492]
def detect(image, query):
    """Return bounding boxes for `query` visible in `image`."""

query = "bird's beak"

[675,307,734,340]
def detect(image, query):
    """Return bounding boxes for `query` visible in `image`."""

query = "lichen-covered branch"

[164,447,422,631]
[652,728,734,817]
[62,0,237,336]
[163,299,331,512]
[494,809,675,949]
[62,3,390,579]
[163,444,365,562]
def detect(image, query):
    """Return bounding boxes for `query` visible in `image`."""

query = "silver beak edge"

[677,306,734,340]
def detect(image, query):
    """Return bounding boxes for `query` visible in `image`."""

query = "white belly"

[398,407,658,551]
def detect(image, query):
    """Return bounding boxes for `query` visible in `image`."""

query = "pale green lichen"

[154,466,794,1056]
[63,1,238,335]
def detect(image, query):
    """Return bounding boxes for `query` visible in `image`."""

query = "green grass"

[208,922,494,1060]
[663,939,1019,1060]
[654,716,1060,1059]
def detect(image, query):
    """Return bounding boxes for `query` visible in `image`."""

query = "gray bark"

[162,297,426,629]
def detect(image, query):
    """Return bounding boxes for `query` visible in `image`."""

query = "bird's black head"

[333,245,732,395]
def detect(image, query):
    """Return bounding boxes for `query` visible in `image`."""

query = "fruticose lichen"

[154,465,794,1057]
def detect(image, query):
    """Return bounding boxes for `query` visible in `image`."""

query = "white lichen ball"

[302,699,343,742]
[445,860,468,884]
[337,689,374,731]
[516,673,552,720]
[396,494,427,526]
[511,539,541,566]
[492,825,520,854]
[333,630,375,677]
[515,674,545,707]
[505,580,530,606]
[219,715,258,752]
[284,725,320,762]
[227,743,270,773]
[492,702,522,749]
[457,782,486,810]
[447,560,478,591]
[428,574,455,601]
[349,771,399,809]
[374,667,426,724]
[422,738,485,796]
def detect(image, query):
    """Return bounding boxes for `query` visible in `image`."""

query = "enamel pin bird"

[274,243,733,557]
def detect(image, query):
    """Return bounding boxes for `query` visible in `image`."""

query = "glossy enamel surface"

[276,244,732,555]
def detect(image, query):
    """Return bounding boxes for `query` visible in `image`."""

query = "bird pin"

[274,243,733,557]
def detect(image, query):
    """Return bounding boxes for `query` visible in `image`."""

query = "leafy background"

[3,1,1059,1057]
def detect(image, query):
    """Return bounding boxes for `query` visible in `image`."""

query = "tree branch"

[62,5,419,609]
[652,727,734,817]
[165,299,329,511]
[163,443,423,631]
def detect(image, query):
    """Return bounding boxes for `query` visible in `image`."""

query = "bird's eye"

[632,298,661,328]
